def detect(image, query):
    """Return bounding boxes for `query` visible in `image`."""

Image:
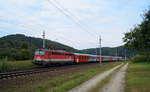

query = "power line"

[0,18,83,48]
[47,0,97,39]
[1,0,99,48]
[0,18,73,38]
[53,0,97,36]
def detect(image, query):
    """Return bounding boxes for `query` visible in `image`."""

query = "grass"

[0,60,37,71]
[32,62,122,92]
[126,62,150,92]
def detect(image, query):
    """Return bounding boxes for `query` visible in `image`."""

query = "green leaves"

[123,9,150,52]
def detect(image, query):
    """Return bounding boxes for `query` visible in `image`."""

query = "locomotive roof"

[74,53,97,56]
[36,49,122,58]
[74,53,122,58]
[36,49,73,54]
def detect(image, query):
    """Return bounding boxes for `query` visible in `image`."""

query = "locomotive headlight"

[35,58,42,61]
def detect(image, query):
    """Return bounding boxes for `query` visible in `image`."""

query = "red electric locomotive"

[33,49,75,65]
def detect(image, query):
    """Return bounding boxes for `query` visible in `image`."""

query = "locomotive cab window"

[35,50,45,55]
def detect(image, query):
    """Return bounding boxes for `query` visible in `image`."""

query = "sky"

[0,0,149,49]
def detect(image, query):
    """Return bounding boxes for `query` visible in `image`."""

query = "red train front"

[33,49,75,65]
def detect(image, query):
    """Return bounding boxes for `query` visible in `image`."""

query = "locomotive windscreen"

[35,50,45,55]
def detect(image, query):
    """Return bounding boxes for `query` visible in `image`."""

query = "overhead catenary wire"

[0,0,99,48]
[53,0,97,37]
[0,18,82,48]
[47,0,97,39]
[48,0,101,49]
[0,8,85,46]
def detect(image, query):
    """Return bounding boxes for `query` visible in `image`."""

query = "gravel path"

[67,63,123,92]
[100,63,128,92]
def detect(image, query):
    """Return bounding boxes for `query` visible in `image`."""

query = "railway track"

[0,64,83,80]
[0,63,102,80]
[0,67,55,79]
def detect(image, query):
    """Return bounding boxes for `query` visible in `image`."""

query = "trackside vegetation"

[34,62,121,92]
[0,60,36,71]
[9,62,121,92]
[124,8,150,92]
[130,54,150,63]
[126,62,150,92]
[123,8,150,63]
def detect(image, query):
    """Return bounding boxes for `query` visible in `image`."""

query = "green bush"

[0,58,10,71]
[0,60,36,71]
[130,54,150,63]
[14,49,32,60]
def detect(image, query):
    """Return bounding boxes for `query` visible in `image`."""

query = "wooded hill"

[0,34,79,52]
[0,34,80,60]
[80,46,138,57]
[0,34,136,60]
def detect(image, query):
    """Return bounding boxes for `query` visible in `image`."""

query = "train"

[33,49,123,66]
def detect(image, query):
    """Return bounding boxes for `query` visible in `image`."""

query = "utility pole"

[42,31,45,49]
[99,36,102,64]
[125,48,127,62]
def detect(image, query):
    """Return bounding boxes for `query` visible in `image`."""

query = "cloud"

[0,0,150,49]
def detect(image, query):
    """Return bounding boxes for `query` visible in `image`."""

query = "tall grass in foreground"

[130,54,150,63]
[0,60,36,71]
[0,59,10,71]
[126,62,150,92]
[33,62,122,92]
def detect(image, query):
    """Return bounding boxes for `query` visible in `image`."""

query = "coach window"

[65,53,68,56]
[52,52,59,55]
[51,52,54,55]
[80,56,82,59]
[48,52,52,55]
[67,54,72,56]
[47,52,50,55]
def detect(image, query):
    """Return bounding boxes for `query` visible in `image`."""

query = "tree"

[21,42,28,49]
[123,9,150,53]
